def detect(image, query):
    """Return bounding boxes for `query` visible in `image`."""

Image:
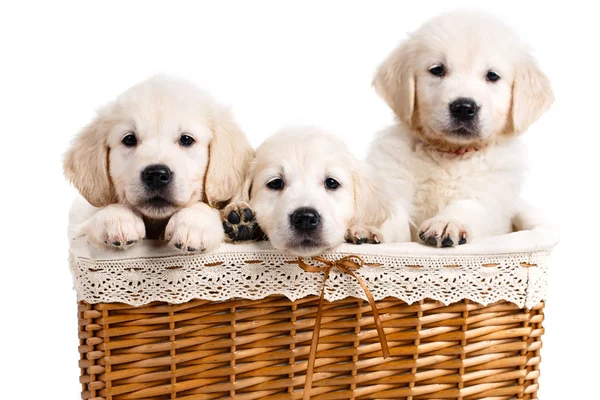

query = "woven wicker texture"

[78,296,543,400]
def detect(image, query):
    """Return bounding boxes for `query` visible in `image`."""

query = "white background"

[0,1,598,398]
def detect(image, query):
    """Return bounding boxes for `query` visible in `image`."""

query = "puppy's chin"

[433,122,481,141]
[416,123,489,152]
[446,125,480,139]
[283,239,330,257]
[136,197,179,220]
[269,231,331,257]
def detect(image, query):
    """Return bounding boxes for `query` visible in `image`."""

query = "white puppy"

[64,75,253,253]
[368,12,554,246]
[223,127,391,256]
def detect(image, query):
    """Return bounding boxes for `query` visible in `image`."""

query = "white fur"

[240,127,391,256]
[64,75,252,252]
[369,12,553,246]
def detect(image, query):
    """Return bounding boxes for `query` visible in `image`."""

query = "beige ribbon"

[297,255,390,400]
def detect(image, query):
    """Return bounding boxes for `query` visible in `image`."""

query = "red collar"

[435,144,486,156]
[413,131,489,157]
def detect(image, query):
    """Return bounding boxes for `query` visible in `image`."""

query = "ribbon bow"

[297,255,390,400]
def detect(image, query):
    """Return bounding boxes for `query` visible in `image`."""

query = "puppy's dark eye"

[429,64,445,77]
[179,134,195,147]
[486,71,501,82]
[122,133,137,147]
[325,178,340,190]
[267,178,284,190]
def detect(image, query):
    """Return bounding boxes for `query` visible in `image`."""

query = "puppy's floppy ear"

[373,40,416,127]
[230,160,255,204]
[63,112,115,207]
[510,54,554,134]
[205,108,253,207]
[352,163,392,228]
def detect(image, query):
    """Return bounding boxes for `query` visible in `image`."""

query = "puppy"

[223,127,391,256]
[64,75,253,253]
[368,12,554,247]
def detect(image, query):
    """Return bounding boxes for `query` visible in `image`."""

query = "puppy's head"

[63,75,252,219]
[374,12,554,150]
[240,128,390,256]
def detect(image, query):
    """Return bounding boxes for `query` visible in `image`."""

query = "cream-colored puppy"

[223,128,391,256]
[369,12,554,246]
[64,75,253,253]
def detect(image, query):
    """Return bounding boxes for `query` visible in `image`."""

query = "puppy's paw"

[418,217,470,247]
[87,204,145,249]
[165,206,223,253]
[221,202,263,242]
[345,225,382,245]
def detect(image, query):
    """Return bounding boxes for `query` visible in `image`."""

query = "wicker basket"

[78,297,544,400]
[71,228,555,400]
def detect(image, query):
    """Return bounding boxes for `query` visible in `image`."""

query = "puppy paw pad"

[426,236,438,246]
[236,225,252,240]
[222,203,261,243]
[441,237,454,247]
[227,211,241,224]
[242,208,255,222]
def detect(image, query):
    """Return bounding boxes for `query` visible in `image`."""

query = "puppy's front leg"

[78,204,146,249]
[165,203,223,253]
[419,199,506,247]
[379,201,412,243]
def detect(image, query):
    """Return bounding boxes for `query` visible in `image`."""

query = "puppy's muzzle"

[142,164,172,190]
[449,98,478,122]
[290,207,320,232]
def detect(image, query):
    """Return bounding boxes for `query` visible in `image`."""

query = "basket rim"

[70,226,558,262]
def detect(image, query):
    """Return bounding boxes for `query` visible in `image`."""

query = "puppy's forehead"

[254,130,353,179]
[112,76,215,139]
[258,129,347,156]
[413,13,522,70]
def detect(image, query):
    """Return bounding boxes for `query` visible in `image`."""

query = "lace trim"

[70,249,550,308]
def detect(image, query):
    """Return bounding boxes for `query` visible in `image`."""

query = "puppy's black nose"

[450,98,478,121]
[290,207,320,232]
[142,164,172,190]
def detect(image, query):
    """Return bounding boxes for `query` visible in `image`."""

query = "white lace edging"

[70,243,551,308]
